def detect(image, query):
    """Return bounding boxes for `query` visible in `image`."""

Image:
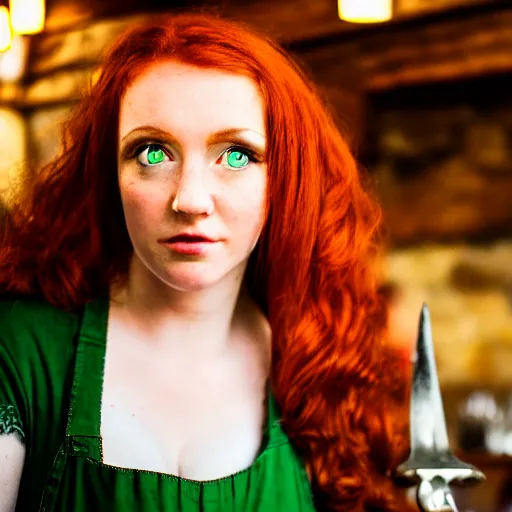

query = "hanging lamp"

[0,5,12,52]
[9,0,45,35]
[338,0,393,23]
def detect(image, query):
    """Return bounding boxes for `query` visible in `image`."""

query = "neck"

[109,255,254,357]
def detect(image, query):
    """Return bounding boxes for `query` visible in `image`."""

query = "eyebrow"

[120,126,267,154]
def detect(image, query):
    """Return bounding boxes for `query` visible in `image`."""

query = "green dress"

[0,297,317,511]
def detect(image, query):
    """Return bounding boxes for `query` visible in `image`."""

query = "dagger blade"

[395,304,485,512]
[410,304,450,456]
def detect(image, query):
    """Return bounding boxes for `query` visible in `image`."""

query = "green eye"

[147,145,166,165]
[138,144,168,166]
[223,149,251,169]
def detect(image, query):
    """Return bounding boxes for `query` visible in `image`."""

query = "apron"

[38,298,317,511]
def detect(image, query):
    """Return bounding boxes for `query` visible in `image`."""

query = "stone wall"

[28,105,73,167]
[369,73,512,388]
[368,74,512,244]
[386,242,512,387]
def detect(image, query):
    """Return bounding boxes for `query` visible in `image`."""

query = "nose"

[170,163,215,216]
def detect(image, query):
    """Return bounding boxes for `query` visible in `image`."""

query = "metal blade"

[410,304,449,455]
[395,304,485,512]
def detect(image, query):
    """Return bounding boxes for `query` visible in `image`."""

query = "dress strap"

[66,297,109,438]
[266,384,290,448]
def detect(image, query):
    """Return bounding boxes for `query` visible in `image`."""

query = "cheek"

[120,179,169,231]
[229,177,267,230]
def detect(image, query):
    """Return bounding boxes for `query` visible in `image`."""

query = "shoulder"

[0,296,81,404]
[0,296,81,349]
[0,296,82,444]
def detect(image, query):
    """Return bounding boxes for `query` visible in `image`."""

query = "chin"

[165,277,216,292]
[157,268,226,292]
[139,251,246,293]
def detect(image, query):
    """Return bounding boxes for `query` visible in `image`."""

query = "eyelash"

[132,143,261,169]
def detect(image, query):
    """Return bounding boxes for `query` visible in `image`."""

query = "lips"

[161,236,216,255]
[166,235,214,243]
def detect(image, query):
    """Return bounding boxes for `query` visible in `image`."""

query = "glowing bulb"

[9,0,45,35]
[338,0,393,23]
[0,6,12,52]
[0,34,29,81]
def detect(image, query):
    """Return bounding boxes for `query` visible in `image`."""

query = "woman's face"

[117,61,268,292]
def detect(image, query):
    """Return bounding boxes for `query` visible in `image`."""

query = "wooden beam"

[360,8,512,91]
[227,0,505,45]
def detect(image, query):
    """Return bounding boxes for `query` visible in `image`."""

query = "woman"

[0,11,412,512]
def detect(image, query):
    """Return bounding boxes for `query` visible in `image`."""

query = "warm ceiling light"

[9,0,45,35]
[0,6,12,52]
[338,0,393,23]
[0,34,29,81]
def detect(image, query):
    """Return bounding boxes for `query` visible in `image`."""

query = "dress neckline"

[66,296,283,484]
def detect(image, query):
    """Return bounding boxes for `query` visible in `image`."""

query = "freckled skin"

[117,61,268,295]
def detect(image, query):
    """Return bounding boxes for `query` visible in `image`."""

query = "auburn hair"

[0,11,413,511]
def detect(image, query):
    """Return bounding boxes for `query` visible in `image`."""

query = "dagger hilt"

[417,474,461,512]
[395,459,485,512]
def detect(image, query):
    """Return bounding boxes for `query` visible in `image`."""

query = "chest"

[99,325,269,481]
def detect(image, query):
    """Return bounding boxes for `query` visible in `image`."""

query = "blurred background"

[0,0,511,509]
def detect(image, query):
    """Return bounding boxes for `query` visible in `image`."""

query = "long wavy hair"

[0,11,412,511]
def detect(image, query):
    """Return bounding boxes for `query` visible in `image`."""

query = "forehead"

[119,61,266,139]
